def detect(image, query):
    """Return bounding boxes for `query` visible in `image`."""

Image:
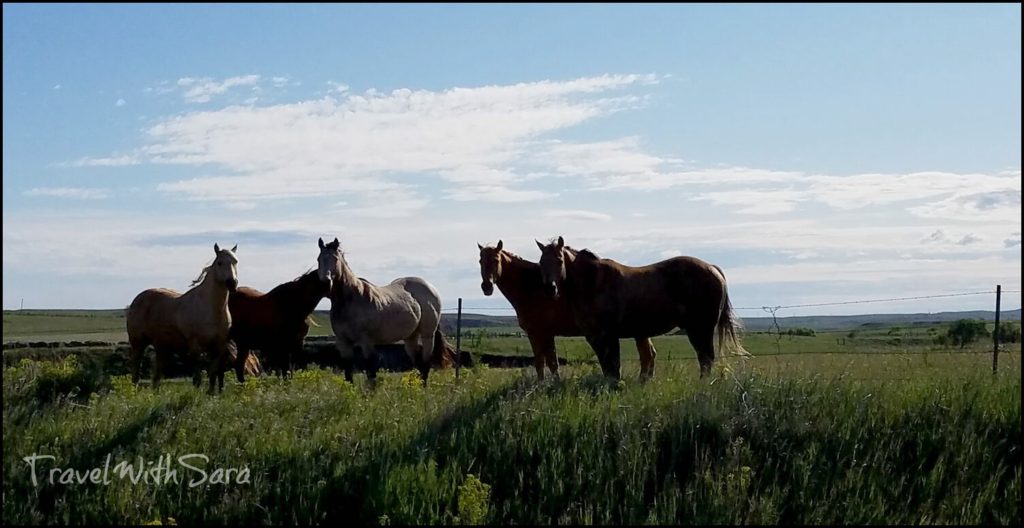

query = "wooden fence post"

[456,298,462,379]
[993,285,1001,374]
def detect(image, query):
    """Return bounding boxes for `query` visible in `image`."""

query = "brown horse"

[537,236,746,380]
[126,244,239,393]
[478,240,658,380]
[228,270,330,381]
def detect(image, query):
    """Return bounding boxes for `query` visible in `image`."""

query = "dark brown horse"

[229,270,329,381]
[478,240,658,380]
[537,236,746,380]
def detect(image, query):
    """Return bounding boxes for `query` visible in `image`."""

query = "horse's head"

[477,240,505,296]
[212,243,239,292]
[317,237,342,288]
[536,236,566,299]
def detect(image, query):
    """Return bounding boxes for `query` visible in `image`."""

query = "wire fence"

[440,286,1021,369]
[441,288,1021,314]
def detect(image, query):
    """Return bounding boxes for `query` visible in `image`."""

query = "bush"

[946,319,990,349]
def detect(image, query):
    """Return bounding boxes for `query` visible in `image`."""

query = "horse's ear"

[536,239,545,252]
[556,236,564,249]
[231,244,237,253]
[333,237,339,245]
[496,240,503,251]
[477,242,483,250]
[318,237,325,250]
[214,243,221,253]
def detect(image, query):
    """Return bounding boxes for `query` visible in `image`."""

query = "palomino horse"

[478,240,659,380]
[126,244,239,393]
[537,236,746,380]
[229,270,329,381]
[317,237,454,385]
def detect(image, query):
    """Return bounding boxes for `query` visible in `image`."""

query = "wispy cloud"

[176,74,261,103]
[115,98,126,107]
[23,187,108,199]
[93,74,657,205]
[543,209,613,222]
[57,155,140,168]
[956,233,982,246]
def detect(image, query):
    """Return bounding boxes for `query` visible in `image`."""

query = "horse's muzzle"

[226,278,238,292]
[481,281,494,296]
[546,282,559,300]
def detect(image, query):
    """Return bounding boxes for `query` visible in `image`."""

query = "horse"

[126,244,239,394]
[317,237,454,385]
[537,236,746,380]
[228,270,329,382]
[478,240,659,380]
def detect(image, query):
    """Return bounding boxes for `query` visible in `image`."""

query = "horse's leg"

[151,347,165,390]
[129,340,147,385]
[636,337,657,381]
[359,337,381,387]
[336,338,356,383]
[419,327,437,386]
[604,336,621,381]
[526,333,547,381]
[403,336,429,385]
[545,339,561,381]
[207,344,218,395]
[216,341,227,393]
[686,322,716,378]
[585,334,608,375]
[233,342,248,384]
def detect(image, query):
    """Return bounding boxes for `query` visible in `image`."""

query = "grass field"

[2,311,1021,525]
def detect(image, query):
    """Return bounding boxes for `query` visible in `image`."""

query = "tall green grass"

[3,355,1020,525]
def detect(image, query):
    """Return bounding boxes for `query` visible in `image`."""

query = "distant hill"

[739,309,1021,332]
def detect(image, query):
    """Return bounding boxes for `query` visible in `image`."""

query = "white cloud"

[58,155,140,168]
[543,210,612,222]
[53,84,61,90]
[691,188,807,215]
[176,74,261,103]
[446,185,557,203]
[115,98,126,107]
[327,81,349,93]
[91,74,656,205]
[23,187,108,199]
[956,233,982,246]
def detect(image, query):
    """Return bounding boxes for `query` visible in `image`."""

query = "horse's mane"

[266,268,319,296]
[564,245,600,260]
[498,248,531,264]
[190,261,214,288]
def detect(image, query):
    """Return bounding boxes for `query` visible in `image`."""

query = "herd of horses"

[126,237,746,393]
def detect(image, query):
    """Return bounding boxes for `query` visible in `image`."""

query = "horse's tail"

[431,327,457,369]
[227,341,263,377]
[244,351,262,377]
[714,265,750,357]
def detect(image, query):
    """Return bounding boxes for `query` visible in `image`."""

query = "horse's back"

[229,287,270,329]
[389,277,441,310]
[127,288,183,343]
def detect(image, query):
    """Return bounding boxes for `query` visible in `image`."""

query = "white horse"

[317,237,447,385]
[126,244,239,394]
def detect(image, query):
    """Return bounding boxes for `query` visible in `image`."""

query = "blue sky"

[3,3,1021,316]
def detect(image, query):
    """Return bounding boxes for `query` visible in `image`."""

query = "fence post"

[455,298,462,379]
[992,285,1001,374]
